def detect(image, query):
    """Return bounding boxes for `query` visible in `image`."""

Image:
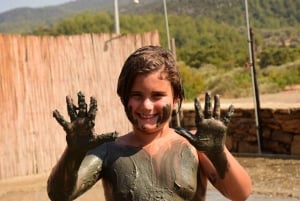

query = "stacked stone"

[180,107,300,155]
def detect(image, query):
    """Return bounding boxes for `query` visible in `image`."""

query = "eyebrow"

[152,91,167,95]
[129,91,167,95]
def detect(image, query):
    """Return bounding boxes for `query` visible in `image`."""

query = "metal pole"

[114,0,120,35]
[163,0,171,50]
[244,0,262,154]
[134,0,170,50]
[249,28,263,152]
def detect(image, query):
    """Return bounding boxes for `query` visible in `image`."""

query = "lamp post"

[133,0,171,50]
[163,0,171,50]
[114,0,120,35]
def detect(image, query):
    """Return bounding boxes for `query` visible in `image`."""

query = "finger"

[204,92,212,118]
[66,96,77,121]
[194,97,204,126]
[88,132,119,149]
[53,110,69,130]
[94,131,119,143]
[87,96,98,128]
[223,104,234,126]
[174,127,196,143]
[77,91,87,117]
[213,94,221,120]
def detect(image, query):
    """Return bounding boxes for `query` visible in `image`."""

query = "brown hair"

[117,45,184,109]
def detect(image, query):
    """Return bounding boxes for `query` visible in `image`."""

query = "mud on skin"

[85,140,206,201]
[125,104,172,128]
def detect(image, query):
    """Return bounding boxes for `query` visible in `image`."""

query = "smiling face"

[117,46,184,113]
[126,70,177,135]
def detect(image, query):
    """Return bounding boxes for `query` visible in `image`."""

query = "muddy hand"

[53,91,118,152]
[176,92,234,152]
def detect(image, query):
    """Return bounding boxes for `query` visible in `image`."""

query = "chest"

[102,143,199,201]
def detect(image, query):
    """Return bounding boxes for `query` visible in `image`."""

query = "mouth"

[137,113,159,130]
[138,113,158,120]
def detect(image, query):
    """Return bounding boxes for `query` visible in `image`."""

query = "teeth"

[140,114,154,118]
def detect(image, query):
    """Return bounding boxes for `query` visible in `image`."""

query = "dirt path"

[0,156,299,201]
[183,87,300,109]
[238,156,300,199]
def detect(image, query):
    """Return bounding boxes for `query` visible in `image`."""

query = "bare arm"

[198,147,251,201]
[47,92,118,201]
[176,92,252,201]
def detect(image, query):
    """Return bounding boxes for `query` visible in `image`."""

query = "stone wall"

[180,107,300,156]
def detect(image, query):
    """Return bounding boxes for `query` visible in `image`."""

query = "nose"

[142,98,154,110]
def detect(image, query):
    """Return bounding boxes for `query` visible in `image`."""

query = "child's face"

[126,70,176,133]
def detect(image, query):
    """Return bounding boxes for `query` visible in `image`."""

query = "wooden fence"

[0,31,160,179]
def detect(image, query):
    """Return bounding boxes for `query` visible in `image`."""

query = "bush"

[204,67,253,98]
[259,46,300,68]
[259,61,300,89]
[178,62,205,100]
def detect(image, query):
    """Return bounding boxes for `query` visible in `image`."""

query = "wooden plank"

[0,31,160,179]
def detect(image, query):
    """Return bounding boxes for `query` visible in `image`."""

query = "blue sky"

[0,0,73,13]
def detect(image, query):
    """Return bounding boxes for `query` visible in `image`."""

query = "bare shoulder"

[170,129,198,153]
[114,132,150,148]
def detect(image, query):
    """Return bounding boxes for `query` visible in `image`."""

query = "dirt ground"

[183,84,300,110]
[237,156,300,199]
[0,88,299,201]
[0,156,299,201]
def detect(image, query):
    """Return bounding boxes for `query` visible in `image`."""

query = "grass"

[179,60,300,100]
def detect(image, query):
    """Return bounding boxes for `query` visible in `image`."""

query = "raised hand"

[53,91,118,152]
[176,92,234,153]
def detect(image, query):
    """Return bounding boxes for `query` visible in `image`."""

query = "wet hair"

[117,45,184,109]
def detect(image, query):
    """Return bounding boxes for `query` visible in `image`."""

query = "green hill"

[0,0,299,33]
[1,0,299,99]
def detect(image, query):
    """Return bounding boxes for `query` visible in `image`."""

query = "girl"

[47,45,252,201]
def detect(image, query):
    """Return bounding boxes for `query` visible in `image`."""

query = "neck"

[131,125,172,147]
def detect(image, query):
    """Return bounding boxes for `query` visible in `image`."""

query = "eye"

[130,92,142,100]
[152,92,166,100]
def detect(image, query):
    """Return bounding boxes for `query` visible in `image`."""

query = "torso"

[95,133,206,201]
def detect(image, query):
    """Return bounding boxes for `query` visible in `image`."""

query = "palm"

[53,91,118,152]
[176,92,234,152]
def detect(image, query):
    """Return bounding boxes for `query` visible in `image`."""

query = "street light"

[114,0,141,35]
[114,0,120,35]
[163,0,171,50]
[127,0,171,50]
